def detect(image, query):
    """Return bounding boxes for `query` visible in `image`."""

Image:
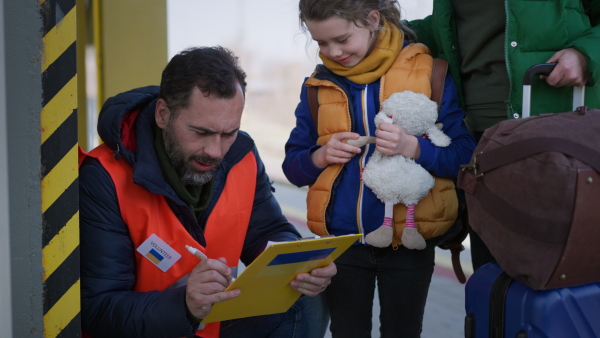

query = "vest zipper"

[357,84,369,238]
[113,143,121,160]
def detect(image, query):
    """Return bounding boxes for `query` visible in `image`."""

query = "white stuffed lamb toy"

[358,91,451,249]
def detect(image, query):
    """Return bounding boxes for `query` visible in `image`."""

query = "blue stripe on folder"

[267,248,336,266]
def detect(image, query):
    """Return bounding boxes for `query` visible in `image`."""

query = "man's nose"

[203,135,222,159]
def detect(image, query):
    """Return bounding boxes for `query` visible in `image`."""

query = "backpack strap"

[430,59,470,284]
[307,86,320,130]
[430,58,448,112]
[438,208,470,284]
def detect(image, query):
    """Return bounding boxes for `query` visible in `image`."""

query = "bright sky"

[167,0,433,61]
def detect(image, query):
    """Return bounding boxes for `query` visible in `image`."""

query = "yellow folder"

[201,233,361,324]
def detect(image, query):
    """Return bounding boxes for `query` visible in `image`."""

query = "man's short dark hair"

[159,46,247,113]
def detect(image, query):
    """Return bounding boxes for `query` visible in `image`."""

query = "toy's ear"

[426,126,451,147]
[346,136,376,147]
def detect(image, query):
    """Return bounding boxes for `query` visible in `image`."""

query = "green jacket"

[408,0,600,122]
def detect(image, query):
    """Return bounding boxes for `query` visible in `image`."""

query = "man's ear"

[155,98,170,129]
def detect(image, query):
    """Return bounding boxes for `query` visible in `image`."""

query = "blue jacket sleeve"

[282,82,326,187]
[79,159,198,338]
[240,147,301,265]
[415,74,476,178]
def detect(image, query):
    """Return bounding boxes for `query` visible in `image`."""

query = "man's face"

[156,85,244,186]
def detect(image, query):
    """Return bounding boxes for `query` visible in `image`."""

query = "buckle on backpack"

[460,152,484,177]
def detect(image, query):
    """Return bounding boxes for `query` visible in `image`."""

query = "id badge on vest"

[136,233,182,272]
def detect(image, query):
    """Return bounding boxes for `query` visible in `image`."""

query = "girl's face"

[306,11,380,68]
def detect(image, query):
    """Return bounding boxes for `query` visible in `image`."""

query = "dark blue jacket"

[80,86,300,337]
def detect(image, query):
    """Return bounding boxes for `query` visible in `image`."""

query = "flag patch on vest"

[137,233,182,272]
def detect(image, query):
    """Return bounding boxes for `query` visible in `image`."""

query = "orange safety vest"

[82,144,257,338]
[304,43,457,247]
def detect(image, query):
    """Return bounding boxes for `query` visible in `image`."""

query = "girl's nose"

[329,45,343,58]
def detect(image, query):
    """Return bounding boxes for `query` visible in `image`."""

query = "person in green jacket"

[408,0,600,270]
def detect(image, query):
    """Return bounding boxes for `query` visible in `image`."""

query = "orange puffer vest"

[304,43,458,247]
[84,144,257,338]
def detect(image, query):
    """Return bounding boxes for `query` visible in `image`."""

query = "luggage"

[464,262,600,338]
[457,63,600,290]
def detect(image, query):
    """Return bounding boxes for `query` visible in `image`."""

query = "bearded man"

[79,46,335,338]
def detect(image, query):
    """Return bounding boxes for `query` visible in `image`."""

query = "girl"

[283,0,476,337]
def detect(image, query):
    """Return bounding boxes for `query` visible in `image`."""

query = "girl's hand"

[375,122,420,159]
[311,132,361,168]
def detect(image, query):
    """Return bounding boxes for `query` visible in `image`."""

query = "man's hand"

[311,132,361,168]
[185,258,241,320]
[544,48,589,87]
[375,122,420,159]
[290,262,337,297]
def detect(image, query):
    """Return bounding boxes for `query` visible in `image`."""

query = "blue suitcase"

[464,262,600,338]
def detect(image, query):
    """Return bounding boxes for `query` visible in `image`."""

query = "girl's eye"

[317,41,326,46]
[338,38,348,44]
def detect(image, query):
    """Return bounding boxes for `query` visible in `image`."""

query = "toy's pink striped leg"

[382,202,393,229]
[364,202,394,248]
[401,204,426,250]
[405,204,416,229]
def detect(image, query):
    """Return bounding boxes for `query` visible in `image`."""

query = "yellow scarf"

[320,20,404,85]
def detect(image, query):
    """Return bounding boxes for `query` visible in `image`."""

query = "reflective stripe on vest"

[84,144,257,338]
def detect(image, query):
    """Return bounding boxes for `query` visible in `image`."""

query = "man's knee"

[290,294,329,337]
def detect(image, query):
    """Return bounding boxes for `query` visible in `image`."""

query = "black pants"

[324,242,435,338]
[469,229,496,270]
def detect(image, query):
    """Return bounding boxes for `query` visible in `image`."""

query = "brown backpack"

[458,106,600,290]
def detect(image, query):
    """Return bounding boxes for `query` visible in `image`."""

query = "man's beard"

[163,124,221,186]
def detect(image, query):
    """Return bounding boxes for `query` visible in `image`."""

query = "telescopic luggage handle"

[522,63,585,118]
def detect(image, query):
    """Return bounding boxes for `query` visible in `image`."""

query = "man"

[79,46,334,337]
[408,0,600,270]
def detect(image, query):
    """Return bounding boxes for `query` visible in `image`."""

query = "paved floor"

[422,263,467,338]
[271,181,471,338]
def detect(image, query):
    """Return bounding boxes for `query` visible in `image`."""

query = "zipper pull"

[113,144,121,160]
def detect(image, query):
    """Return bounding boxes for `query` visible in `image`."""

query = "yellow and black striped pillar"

[40,0,81,336]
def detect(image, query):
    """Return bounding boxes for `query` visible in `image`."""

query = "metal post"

[0,0,14,335]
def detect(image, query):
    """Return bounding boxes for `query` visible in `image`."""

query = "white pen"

[185,244,235,283]
[185,244,208,261]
